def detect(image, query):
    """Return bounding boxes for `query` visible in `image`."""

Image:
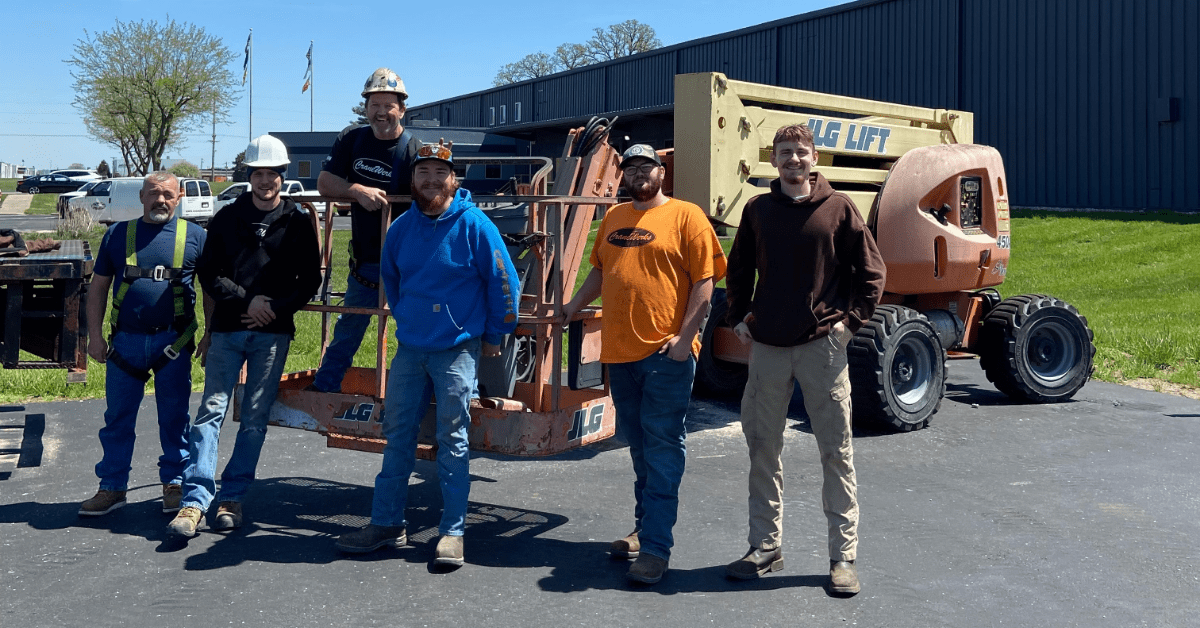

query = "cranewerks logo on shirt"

[607,227,655,248]
[352,158,391,184]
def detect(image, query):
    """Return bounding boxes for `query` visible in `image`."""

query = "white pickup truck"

[214,180,333,217]
[66,177,215,226]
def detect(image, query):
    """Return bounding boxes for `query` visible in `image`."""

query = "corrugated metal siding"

[676,30,777,85]
[778,0,958,106]
[536,68,607,121]
[406,0,1198,210]
[964,0,1199,210]
[606,52,676,111]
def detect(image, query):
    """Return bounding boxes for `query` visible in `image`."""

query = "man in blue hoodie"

[335,141,520,568]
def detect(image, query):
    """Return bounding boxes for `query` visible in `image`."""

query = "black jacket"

[198,195,321,336]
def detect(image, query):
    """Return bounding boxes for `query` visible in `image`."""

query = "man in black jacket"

[167,135,321,539]
[723,124,886,594]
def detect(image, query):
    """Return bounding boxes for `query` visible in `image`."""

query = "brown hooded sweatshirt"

[725,172,886,347]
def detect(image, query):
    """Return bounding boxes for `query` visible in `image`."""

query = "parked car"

[51,169,103,183]
[213,182,249,212]
[57,179,104,217]
[215,180,329,217]
[16,174,87,195]
[67,176,215,226]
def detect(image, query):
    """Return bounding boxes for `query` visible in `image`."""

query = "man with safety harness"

[308,67,422,393]
[167,135,321,538]
[80,172,210,517]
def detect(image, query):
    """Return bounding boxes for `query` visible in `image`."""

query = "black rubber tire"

[979,294,1095,402]
[337,207,351,217]
[29,186,39,194]
[848,305,946,431]
[694,288,749,397]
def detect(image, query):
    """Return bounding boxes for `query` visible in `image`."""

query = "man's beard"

[146,205,172,224]
[628,176,662,202]
[414,180,458,215]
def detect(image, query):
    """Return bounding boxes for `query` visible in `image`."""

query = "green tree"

[350,102,368,126]
[96,160,110,178]
[169,161,200,178]
[67,18,238,176]
[493,20,661,86]
[232,150,248,182]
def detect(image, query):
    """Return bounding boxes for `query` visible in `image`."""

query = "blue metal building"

[406,0,1198,212]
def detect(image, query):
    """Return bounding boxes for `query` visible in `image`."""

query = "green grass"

[25,193,58,215]
[1001,209,1200,388]
[2,209,1198,402]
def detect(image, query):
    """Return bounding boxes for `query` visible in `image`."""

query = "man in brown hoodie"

[723,123,886,594]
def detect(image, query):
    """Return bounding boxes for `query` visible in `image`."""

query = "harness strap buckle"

[152,265,168,281]
[162,345,180,360]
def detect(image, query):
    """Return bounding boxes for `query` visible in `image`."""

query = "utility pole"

[211,107,217,181]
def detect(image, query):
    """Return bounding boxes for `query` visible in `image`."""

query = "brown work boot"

[626,553,668,584]
[79,489,127,517]
[212,502,243,530]
[335,524,407,554]
[167,506,203,538]
[829,559,861,595]
[726,546,785,580]
[434,535,465,567]
[162,484,182,514]
[610,530,640,559]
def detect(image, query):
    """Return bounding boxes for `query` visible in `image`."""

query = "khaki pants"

[740,332,858,561]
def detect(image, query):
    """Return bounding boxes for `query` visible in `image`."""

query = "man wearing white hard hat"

[167,135,322,539]
[309,67,422,394]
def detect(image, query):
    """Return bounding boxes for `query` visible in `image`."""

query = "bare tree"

[583,20,662,63]
[493,52,561,86]
[493,21,661,86]
[67,18,238,175]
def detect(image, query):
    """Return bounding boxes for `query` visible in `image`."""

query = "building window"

[485,165,501,179]
[515,102,522,122]
[298,160,311,178]
[500,105,507,124]
[490,107,496,126]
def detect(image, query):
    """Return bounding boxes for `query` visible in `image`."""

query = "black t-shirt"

[322,125,421,263]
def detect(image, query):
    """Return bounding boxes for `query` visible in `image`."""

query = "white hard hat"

[243,135,290,170]
[362,67,408,100]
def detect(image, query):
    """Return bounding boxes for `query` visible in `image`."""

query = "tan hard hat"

[361,67,408,99]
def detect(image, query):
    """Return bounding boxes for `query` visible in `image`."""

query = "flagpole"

[249,29,254,140]
[309,41,314,132]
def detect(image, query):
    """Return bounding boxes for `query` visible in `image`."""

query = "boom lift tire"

[694,288,748,397]
[848,305,946,431]
[979,294,1094,402]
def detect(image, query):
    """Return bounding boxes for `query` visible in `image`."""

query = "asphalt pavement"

[1,361,1197,628]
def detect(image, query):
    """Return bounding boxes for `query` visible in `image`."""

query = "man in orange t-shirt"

[563,144,726,585]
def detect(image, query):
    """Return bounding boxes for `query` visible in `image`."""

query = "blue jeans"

[181,331,291,511]
[311,263,380,392]
[96,330,192,490]
[607,352,696,560]
[371,339,479,536]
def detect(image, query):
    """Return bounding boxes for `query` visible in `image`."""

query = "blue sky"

[1,0,844,174]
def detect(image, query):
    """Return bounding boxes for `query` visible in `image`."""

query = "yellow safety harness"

[107,219,198,382]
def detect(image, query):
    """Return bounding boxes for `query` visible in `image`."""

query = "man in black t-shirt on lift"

[310,67,421,393]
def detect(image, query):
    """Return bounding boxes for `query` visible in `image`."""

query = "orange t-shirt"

[590,197,727,363]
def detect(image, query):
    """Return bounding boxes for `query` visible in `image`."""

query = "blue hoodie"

[381,189,520,350]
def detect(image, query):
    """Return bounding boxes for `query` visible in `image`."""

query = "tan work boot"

[79,489,127,517]
[610,530,640,559]
[829,559,861,595]
[212,502,243,530]
[434,535,465,567]
[726,546,784,580]
[162,484,183,514]
[167,506,203,538]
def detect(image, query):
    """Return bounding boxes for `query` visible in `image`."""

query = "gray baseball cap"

[619,144,663,170]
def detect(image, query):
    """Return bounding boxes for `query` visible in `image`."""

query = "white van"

[67,177,214,226]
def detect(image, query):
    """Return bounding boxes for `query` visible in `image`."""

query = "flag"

[242,32,252,86]
[302,43,313,93]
